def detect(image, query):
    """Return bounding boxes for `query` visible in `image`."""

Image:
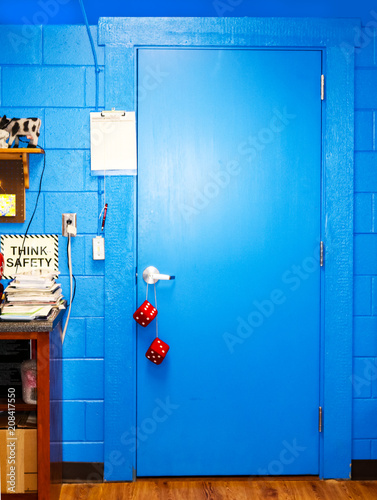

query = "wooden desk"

[0,308,65,500]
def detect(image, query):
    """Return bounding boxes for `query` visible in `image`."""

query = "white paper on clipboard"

[90,111,137,176]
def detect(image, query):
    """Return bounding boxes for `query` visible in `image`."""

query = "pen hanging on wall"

[101,203,108,232]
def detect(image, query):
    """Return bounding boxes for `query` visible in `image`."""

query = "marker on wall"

[101,203,108,232]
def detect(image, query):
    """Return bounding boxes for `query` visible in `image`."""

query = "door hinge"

[319,406,323,432]
[320,241,324,267]
[321,75,325,101]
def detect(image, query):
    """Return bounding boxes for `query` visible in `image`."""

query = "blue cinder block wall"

[0,16,376,464]
[353,27,377,459]
[0,25,105,463]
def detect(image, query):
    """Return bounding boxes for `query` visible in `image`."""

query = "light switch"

[92,236,105,260]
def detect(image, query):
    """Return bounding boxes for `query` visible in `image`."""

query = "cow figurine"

[0,130,9,149]
[0,115,41,148]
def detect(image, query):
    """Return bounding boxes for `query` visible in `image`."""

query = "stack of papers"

[1,270,65,321]
[0,305,54,321]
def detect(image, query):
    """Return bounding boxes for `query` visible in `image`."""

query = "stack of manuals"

[1,271,65,321]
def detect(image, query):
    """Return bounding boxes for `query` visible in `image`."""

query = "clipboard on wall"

[90,111,137,176]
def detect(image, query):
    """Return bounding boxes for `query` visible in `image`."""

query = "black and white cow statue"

[0,115,41,148]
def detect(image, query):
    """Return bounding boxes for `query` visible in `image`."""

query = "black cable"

[66,236,77,305]
[16,148,46,273]
[72,274,77,303]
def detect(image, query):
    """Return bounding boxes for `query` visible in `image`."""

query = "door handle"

[149,273,175,281]
[143,266,175,284]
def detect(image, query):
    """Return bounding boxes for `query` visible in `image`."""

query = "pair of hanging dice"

[133,300,170,365]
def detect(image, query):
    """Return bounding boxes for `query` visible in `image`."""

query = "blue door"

[137,48,322,476]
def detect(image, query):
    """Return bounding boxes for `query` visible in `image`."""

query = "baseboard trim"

[62,461,377,482]
[62,462,104,483]
[352,460,377,480]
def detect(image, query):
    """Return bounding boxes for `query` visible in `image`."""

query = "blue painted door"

[137,49,322,476]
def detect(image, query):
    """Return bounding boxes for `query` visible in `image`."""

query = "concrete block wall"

[0,25,105,462]
[353,26,377,459]
[1,20,377,464]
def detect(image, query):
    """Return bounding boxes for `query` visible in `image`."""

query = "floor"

[60,477,377,499]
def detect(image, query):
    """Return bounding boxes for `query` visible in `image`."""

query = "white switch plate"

[92,236,105,260]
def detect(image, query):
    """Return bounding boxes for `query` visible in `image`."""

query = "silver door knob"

[143,266,175,284]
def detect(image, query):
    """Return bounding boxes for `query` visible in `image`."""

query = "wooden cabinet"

[0,308,64,500]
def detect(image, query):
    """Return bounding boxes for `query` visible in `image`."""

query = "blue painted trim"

[322,44,355,479]
[100,16,358,480]
[99,17,359,47]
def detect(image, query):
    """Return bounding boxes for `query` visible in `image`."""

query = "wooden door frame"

[98,17,358,480]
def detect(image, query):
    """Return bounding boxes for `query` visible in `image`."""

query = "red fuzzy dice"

[146,338,170,364]
[133,300,158,327]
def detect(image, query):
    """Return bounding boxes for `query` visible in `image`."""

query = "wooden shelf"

[0,148,44,189]
[0,398,36,412]
[0,148,43,153]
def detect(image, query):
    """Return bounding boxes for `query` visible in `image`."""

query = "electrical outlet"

[92,236,105,260]
[62,213,77,237]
